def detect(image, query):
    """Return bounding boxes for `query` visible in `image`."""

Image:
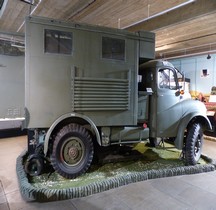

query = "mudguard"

[43,113,101,156]
[175,112,211,149]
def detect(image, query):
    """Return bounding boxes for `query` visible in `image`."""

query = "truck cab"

[138,60,210,150]
[138,60,188,137]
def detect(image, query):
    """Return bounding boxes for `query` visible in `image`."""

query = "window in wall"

[44,29,73,55]
[102,37,125,61]
[158,68,177,90]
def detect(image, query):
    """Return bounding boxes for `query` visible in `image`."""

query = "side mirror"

[175,90,184,96]
[175,90,180,96]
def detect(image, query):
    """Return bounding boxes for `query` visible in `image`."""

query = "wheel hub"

[68,146,79,159]
[61,137,84,166]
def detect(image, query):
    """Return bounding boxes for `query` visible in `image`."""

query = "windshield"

[158,68,177,90]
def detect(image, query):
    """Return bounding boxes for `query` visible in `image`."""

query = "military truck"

[23,16,211,179]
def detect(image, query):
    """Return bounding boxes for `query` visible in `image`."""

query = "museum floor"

[1,134,216,210]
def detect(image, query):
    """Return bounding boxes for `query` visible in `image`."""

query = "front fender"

[175,112,212,150]
[43,113,101,156]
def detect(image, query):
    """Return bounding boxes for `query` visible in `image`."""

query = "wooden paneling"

[156,13,216,57]
[0,0,215,58]
[69,0,189,29]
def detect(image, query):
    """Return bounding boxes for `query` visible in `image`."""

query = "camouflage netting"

[16,150,216,202]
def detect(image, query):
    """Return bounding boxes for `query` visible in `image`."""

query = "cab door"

[154,67,183,137]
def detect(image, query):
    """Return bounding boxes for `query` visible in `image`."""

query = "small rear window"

[102,37,125,61]
[44,29,73,55]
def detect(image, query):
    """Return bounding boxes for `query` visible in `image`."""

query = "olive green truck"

[3,16,212,179]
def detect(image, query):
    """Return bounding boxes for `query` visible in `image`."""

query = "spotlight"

[20,0,34,5]
[207,54,211,59]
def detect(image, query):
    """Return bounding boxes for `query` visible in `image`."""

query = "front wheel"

[51,123,94,179]
[185,123,203,165]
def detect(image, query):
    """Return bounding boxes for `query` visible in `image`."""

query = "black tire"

[50,123,94,179]
[185,123,203,165]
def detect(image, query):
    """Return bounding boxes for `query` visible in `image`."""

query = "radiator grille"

[72,77,130,111]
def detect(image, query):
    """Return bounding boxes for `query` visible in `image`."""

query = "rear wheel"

[51,123,94,179]
[185,123,203,165]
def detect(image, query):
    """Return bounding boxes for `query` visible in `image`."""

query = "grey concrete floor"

[1,134,216,210]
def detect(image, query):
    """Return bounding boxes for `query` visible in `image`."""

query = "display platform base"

[16,142,216,202]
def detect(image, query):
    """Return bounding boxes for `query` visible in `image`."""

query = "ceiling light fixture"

[20,0,34,5]
[11,43,25,49]
[207,44,212,59]
[207,54,211,59]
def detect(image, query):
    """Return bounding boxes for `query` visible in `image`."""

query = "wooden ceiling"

[0,0,215,59]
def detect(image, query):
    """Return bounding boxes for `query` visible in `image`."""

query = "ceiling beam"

[125,0,216,32]
[0,30,24,37]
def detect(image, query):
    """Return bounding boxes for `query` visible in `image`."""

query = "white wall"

[0,54,25,119]
[170,53,216,95]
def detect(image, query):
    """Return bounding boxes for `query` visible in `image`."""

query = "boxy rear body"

[25,16,154,129]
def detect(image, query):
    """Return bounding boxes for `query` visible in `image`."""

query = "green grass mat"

[16,142,216,202]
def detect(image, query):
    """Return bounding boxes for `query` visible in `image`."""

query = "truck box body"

[25,16,155,128]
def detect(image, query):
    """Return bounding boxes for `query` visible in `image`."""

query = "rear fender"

[43,113,101,156]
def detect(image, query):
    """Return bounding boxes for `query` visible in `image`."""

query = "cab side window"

[138,71,153,91]
[158,68,177,90]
